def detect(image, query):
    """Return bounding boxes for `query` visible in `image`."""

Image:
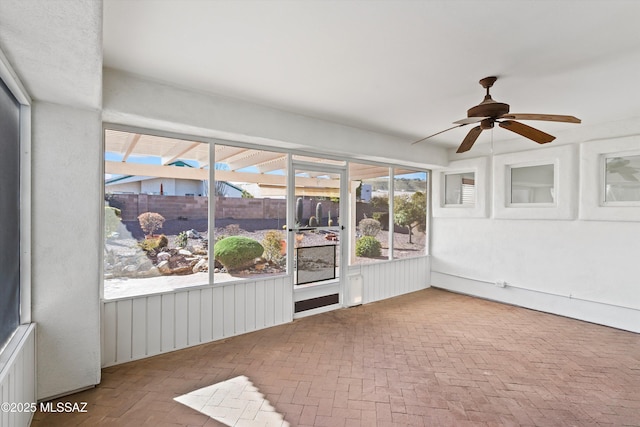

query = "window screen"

[0,78,20,347]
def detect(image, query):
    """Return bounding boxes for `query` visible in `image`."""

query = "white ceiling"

[103,0,640,150]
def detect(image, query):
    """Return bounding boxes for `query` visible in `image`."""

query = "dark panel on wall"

[294,294,339,313]
[0,78,20,346]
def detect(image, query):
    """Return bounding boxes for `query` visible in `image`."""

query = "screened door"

[289,161,346,315]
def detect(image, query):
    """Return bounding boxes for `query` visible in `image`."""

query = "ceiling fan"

[413,76,581,153]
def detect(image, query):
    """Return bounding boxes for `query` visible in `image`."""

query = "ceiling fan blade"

[453,117,488,125]
[499,120,555,144]
[617,171,639,182]
[456,126,483,153]
[411,124,467,145]
[501,113,581,124]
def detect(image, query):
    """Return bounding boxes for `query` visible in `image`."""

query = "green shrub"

[214,236,264,271]
[359,218,381,237]
[261,230,284,264]
[355,236,382,258]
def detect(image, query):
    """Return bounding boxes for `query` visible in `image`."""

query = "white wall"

[102,69,448,170]
[32,102,102,398]
[0,0,104,401]
[431,137,640,333]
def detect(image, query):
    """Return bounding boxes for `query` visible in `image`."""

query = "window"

[392,169,428,259]
[433,157,488,218]
[580,137,640,221]
[510,164,555,204]
[213,144,288,283]
[445,172,475,205]
[104,130,210,299]
[604,154,640,203]
[0,78,21,347]
[494,145,576,220]
[349,162,390,264]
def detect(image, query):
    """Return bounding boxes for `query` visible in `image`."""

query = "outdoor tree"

[138,212,165,237]
[393,191,426,243]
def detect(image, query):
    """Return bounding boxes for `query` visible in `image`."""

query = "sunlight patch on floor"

[174,375,289,427]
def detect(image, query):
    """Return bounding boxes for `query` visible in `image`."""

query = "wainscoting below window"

[0,324,36,427]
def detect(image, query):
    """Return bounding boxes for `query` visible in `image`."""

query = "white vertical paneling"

[245,282,256,332]
[102,301,117,366]
[131,298,147,359]
[174,292,189,348]
[264,279,275,327]
[359,256,429,304]
[274,279,284,324]
[116,300,132,362]
[101,274,311,367]
[234,284,246,334]
[223,285,235,337]
[282,277,293,320]
[200,288,213,342]
[146,295,162,356]
[0,324,37,427]
[212,286,224,340]
[188,290,201,345]
[255,281,265,329]
[161,294,175,352]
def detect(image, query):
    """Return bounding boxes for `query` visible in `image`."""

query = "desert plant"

[308,216,318,227]
[104,206,121,238]
[315,203,323,226]
[176,231,188,248]
[213,236,264,272]
[138,234,168,253]
[261,230,284,264]
[359,218,381,237]
[296,197,303,224]
[138,212,165,237]
[224,223,241,236]
[355,236,382,258]
[328,211,333,227]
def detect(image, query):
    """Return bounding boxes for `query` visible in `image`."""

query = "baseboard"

[431,271,640,333]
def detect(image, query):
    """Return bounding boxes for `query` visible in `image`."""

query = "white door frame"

[287,158,348,317]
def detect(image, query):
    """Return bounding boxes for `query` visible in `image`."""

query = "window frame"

[493,145,576,220]
[601,151,640,207]
[102,124,432,300]
[433,157,488,218]
[580,136,640,221]
[0,49,32,338]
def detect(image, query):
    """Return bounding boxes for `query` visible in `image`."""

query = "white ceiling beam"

[105,161,339,188]
[121,133,141,162]
[161,141,202,165]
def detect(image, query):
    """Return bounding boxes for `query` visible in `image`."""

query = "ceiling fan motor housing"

[467,99,510,119]
[467,76,510,119]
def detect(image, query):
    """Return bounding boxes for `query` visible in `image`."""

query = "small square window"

[444,172,475,206]
[510,164,555,205]
[604,155,640,203]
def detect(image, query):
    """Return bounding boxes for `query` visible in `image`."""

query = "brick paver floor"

[32,288,640,426]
